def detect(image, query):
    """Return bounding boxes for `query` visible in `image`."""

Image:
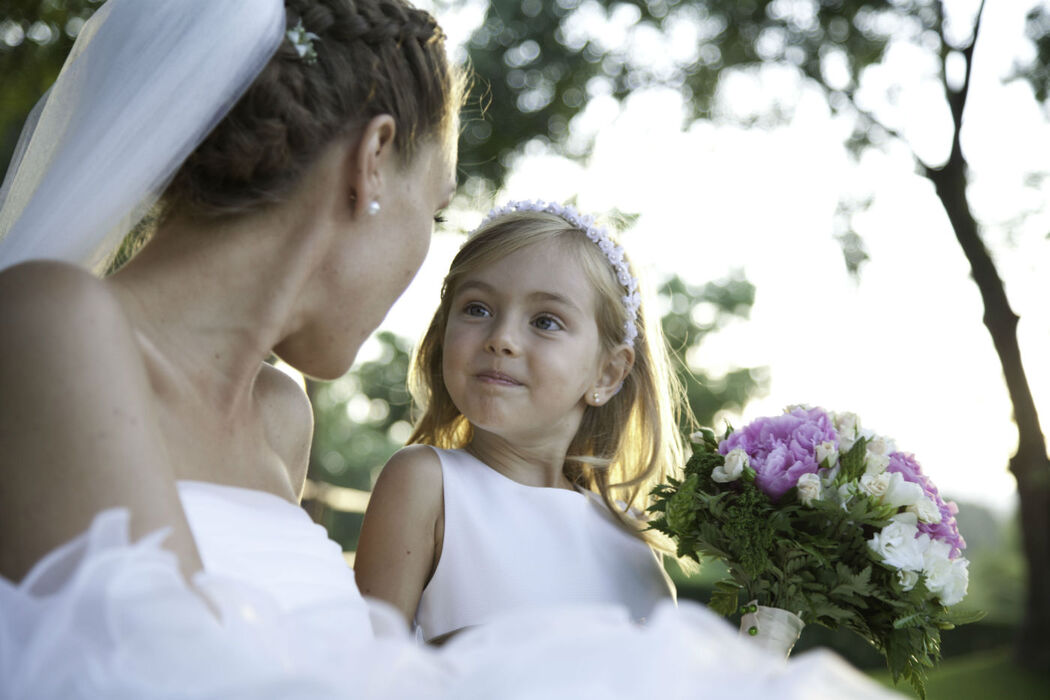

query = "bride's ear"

[589,345,635,405]
[346,114,397,218]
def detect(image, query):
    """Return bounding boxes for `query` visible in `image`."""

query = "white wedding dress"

[0,479,902,699]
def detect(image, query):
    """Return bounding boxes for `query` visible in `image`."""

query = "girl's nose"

[485,320,520,356]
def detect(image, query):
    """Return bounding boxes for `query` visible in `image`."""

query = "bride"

[0,1,899,697]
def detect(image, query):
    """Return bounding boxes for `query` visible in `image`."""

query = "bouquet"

[649,406,981,699]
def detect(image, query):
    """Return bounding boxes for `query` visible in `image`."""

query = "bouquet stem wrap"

[739,600,803,658]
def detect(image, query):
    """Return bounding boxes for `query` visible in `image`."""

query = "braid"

[164,0,463,218]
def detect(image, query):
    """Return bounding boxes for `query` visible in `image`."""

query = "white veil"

[0,0,286,273]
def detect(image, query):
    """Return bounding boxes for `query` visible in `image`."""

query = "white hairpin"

[286,19,319,64]
[476,200,640,346]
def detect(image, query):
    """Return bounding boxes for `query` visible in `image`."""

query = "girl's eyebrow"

[453,279,494,297]
[455,280,583,314]
[528,291,583,314]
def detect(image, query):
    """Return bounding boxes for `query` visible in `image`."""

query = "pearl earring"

[367,200,381,216]
[592,392,600,404]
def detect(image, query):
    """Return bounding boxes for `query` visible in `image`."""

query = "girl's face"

[442,240,607,448]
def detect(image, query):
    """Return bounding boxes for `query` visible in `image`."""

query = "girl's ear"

[589,345,635,406]
[346,114,397,217]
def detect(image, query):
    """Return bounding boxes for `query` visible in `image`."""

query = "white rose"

[897,569,919,591]
[865,451,890,475]
[938,561,969,606]
[922,538,952,567]
[796,473,822,506]
[815,441,839,468]
[712,448,748,483]
[882,473,924,509]
[908,496,943,524]
[859,472,892,499]
[868,520,928,572]
[923,542,969,606]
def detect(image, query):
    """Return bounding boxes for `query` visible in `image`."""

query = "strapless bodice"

[177,480,367,618]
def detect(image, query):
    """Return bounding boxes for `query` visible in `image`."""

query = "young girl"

[355,200,688,642]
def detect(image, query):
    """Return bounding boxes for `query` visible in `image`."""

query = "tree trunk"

[926,144,1050,671]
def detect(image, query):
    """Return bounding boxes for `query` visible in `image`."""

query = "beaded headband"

[475,200,640,346]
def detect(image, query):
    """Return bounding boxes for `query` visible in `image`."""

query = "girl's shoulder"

[365,445,446,535]
[376,445,444,498]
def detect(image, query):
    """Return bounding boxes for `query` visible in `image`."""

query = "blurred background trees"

[3,0,1047,682]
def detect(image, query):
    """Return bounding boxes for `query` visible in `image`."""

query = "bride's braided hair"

[165,0,464,218]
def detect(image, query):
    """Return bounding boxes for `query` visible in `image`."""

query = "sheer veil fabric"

[0,0,285,273]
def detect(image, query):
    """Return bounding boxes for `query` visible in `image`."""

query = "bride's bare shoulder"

[0,260,135,356]
[0,260,150,413]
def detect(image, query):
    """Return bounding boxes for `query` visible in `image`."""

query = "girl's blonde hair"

[408,209,689,541]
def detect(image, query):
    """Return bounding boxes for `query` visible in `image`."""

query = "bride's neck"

[107,202,326,412]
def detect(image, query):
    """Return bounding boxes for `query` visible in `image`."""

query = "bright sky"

[371,0,1049,515]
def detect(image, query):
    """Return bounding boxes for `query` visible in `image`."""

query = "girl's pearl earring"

[367,200,381,216]
[592,392,600,404]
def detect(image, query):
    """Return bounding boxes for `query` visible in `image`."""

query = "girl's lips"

[476,370,522,386]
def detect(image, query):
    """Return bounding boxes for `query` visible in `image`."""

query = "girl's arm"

[0,261,202,582]
[354,444,444,625]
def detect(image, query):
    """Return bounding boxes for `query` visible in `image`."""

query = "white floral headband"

[476,200,641,346]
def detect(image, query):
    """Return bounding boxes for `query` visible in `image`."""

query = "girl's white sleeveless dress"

[0,479,902,699]
[416,447,671,641]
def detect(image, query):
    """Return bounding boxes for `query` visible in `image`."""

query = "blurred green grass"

[868,649,1050,699]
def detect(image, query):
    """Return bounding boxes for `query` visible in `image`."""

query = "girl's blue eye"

[532,315,563,331]
[463,302,489,317]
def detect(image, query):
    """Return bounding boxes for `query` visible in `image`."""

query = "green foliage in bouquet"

[649,428,982,699]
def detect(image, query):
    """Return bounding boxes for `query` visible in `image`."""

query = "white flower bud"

[820,464,840,489]
[815,441,839,468]
[897,569,919,591]
[796,473,822,506]
[839,434,856,454]
[866,435,896,456]
[837,481,857,509]
[834,411,859,439]
[712,448,748,483]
